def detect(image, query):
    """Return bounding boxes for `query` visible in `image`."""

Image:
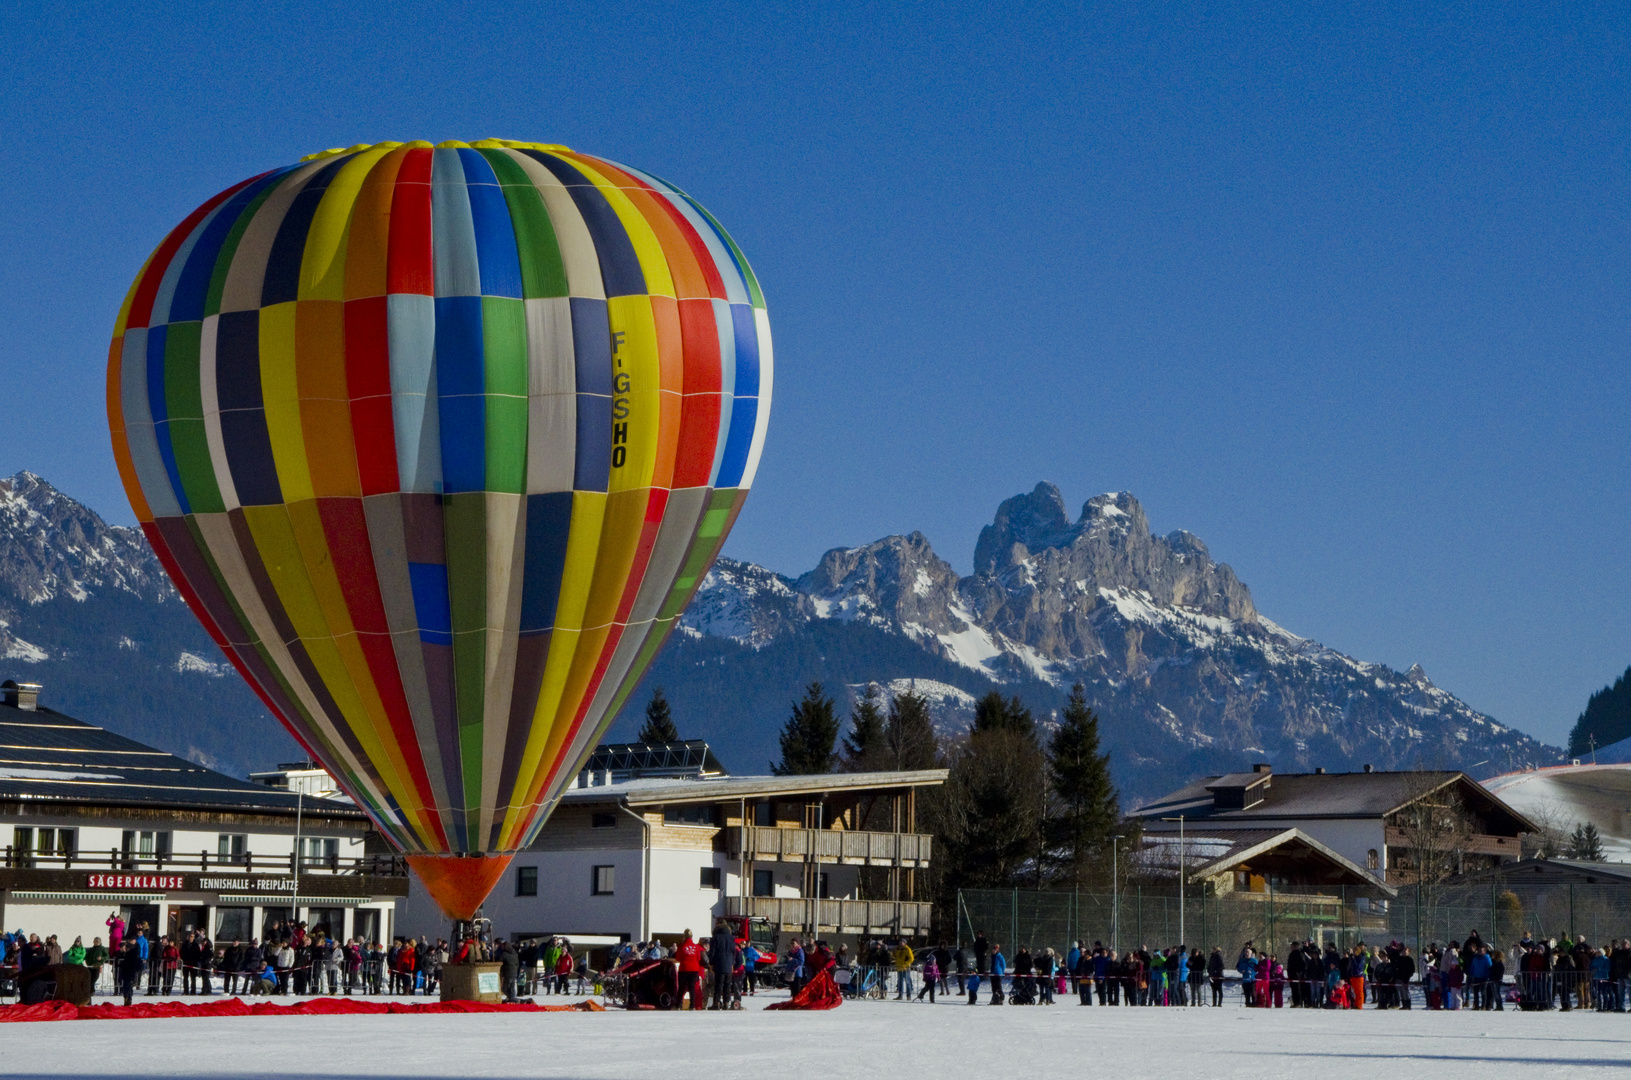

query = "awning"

[10,892,166,903]
[216,895,374,905]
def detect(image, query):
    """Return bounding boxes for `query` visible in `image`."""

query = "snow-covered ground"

[13,989,1631,1079]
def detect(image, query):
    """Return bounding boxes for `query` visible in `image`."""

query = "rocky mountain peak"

[0,471,172,606]
[796,532,967,636]
[974,482,1075,574]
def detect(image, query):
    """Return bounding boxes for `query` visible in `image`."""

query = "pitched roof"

[560,768,950,806]
[0,699,360,817]
[1133,769,1534,834]
[1137,826,1396,896]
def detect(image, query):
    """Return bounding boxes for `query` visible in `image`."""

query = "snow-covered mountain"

[0,471,1561,800]
[0,472,295,774]
[669,483,1559,790]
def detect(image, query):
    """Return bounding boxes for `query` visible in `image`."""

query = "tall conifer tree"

[638,686,679,743]
[884,688,939,771]
[842,683,887,771]
[1045,682,1120,886]
[774,682,840,775]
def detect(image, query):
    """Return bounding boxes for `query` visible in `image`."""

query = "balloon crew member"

[677,929,706,1010]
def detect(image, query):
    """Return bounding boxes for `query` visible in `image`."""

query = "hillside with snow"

[0,472,296,774]
[0,471,1561,800]
[624,482,1560,798]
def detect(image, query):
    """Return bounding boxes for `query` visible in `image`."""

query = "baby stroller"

[1007,974,1038,1005]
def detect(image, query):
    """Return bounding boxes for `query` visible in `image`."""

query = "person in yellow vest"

[891,939,915,1000]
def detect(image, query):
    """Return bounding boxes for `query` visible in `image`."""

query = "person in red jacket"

[676,929,705,1011]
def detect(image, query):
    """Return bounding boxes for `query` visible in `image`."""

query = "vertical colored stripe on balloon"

[214,310,283,506]
[161,320,223,514]
[553,153,677,300]
[479,149,568,299]
[126,174,263,330]
[518,151,646,298]
[741,307,774,490]
[715,304,761,488]
[204,176,294,318]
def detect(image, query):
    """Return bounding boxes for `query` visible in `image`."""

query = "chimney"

[1363,763,1374,774]
[1252,762,1271,774]
[1,681,40,711]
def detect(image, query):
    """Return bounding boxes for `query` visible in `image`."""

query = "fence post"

[1011,888,1018,955]
[1569,884,1575,941]
[1137,885,1143,947]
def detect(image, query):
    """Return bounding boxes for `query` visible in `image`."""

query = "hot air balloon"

[106,140,771,922]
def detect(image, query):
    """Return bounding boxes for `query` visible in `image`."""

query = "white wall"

[1288,819,1388,873]
[4,902,112,951]
[648,848,723,937]
[400,850,649,942]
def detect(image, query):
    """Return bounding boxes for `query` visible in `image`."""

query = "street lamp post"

[1160,816,1186,948]
[1110,833,1124,954]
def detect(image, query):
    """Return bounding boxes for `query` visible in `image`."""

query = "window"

[817,872,830,899]
[218,834,248,864]
[18,827,75,860]
[11,827,33,867]
[663,804,719,826]
[125,830,171,859]
[699,867,721,889]
[1366,848,1380,871]
[300,837,339,865]
[214,907,252,943]
[516,866,538,897]
[752,869,774,897]
[592,865,615,896]
[591,812,617,829]
[753,802,774,827]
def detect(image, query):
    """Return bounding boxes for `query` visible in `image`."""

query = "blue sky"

[1,1,1627,747]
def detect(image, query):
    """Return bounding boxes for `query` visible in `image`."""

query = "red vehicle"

[722,915,777,969]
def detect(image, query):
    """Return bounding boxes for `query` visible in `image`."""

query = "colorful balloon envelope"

[106,140,771,918]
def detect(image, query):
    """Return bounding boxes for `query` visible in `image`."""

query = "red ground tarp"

[0,997,605,1022]
[765,970,842,1011]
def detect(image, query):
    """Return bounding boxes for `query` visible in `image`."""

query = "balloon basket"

[440,962,505,1004]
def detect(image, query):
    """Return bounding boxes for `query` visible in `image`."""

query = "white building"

[396,741,946,946]
[0,681,405,947]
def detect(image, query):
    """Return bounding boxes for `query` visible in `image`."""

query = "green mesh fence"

[957,878,1631,958]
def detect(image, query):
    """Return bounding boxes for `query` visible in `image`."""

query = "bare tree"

[1520,798,1572,859]
[1388,771,1479,944]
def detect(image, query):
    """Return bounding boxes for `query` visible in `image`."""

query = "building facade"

[1132,763,1534,886]
[0,682,406,947]
[396,741,946,945]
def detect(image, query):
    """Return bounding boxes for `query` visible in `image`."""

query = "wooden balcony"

[1382,828,1522,859]
[724,895,933,934]
[726,826,932,868]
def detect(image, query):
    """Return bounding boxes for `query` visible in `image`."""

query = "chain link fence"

[958,877,1631,956]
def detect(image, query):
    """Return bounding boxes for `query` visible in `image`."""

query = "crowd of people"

[9,912,1631,1015]
[818,929,1631,1012]
[0,914,592,1005]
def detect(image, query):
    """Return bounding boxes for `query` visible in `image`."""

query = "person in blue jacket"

[1067,942,1082,999]
[133,925,152,995]
[988,945,1007,1005]
[1240,950,1260,1007]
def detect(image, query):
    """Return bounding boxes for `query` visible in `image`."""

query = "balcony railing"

[1,847,408,877]
[1382,827,1522,859]
[726,826,932,867]
[724,895,933,934]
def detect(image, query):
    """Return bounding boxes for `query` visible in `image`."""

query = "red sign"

[86,874,184,890]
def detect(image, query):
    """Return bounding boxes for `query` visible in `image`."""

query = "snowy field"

[11,990,1631,1079]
